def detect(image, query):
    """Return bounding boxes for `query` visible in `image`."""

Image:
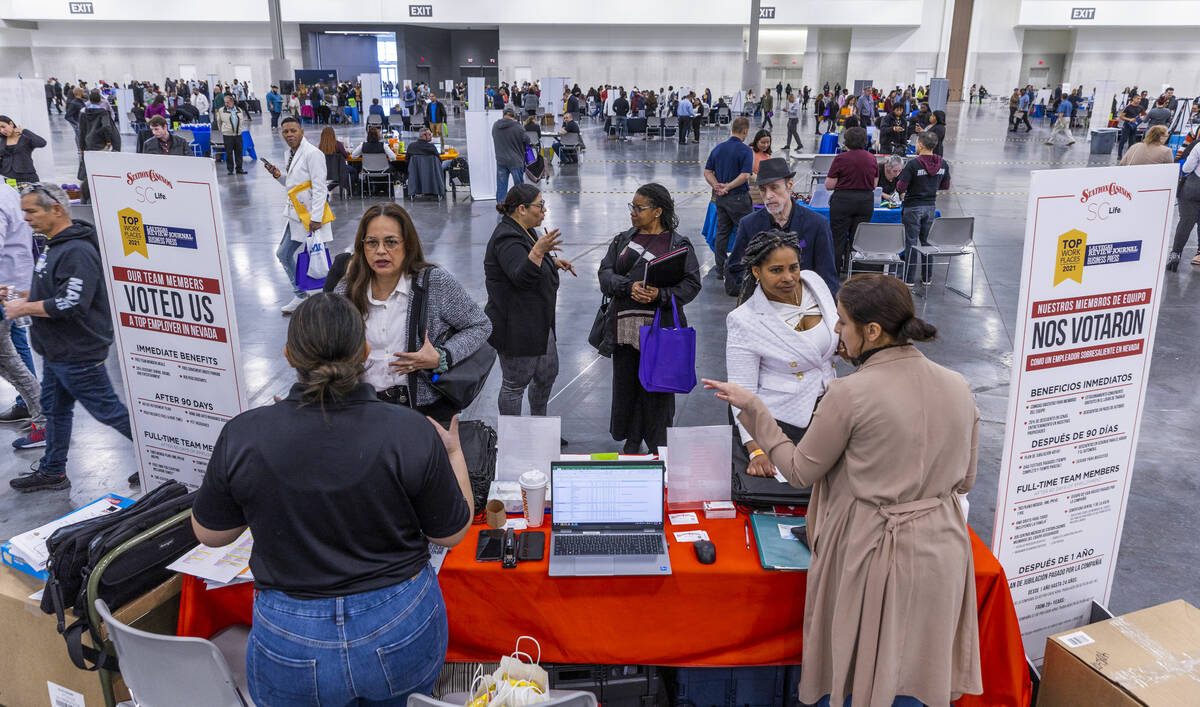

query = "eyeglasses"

[526,201,547,211]
[628,203,653,214]
[362,237,404,251]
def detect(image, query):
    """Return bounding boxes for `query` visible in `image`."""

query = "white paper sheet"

[673,530,710,543]
[497,415,561,482]
[668,512,699,526]
[666,425,732,508]
[168,529,254,584]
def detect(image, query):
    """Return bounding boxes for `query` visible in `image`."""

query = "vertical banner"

[992,164,1178,661]
[84,152,248,491]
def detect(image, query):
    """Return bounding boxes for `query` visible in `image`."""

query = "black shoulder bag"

[411,267,497,410]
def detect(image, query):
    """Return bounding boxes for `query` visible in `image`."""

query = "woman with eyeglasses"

[596,183,701,453]
[484,184,576,428]
[334,203,491,423]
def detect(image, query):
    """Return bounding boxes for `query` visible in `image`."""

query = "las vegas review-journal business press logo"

[1052,184,1141,286]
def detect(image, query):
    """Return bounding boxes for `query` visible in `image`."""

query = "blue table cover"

[344,106,360,123]
[819,132,839,154]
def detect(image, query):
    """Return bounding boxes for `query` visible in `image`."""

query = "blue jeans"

[901,205,936,284]
[7,309,37,407]
[496,163,525,203]
[39,359,132,478]
[249,565,447,707]
[276,226,305,298]
[815,696,924,706]
[614,115,628,139]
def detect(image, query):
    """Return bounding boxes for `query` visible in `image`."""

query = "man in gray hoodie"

[492,106,530,202]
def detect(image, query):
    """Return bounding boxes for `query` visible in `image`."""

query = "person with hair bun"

[724,229,838,488]
[704,273,982,707]
[192,293,473,705]
[484,184,576,429]
[596,183,701,453]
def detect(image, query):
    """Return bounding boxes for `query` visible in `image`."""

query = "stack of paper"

[3,495,134,580]
[167,529,255,590]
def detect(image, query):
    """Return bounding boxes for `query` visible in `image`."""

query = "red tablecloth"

[178,520,1030,706]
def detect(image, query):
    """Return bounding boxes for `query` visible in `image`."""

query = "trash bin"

[1091,128,1118,155]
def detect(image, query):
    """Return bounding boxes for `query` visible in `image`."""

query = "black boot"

[1166,252,1181,272]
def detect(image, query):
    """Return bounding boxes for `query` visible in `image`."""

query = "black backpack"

[457,420,497,521]
[40,480,198,671]
[449,156,470,185]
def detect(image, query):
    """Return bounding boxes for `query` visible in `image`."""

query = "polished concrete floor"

[2,100,1196,619]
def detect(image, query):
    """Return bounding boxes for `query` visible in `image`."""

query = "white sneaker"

[281,296,306,314]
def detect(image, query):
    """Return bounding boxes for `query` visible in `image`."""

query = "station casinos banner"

[85,152,247,491]
[992,163,1178,662]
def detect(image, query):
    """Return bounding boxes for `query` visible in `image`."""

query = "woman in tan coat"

[705,274,982,707]
[1119,125,1175,166]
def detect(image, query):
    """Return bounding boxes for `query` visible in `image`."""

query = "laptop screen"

[551,463,664,527]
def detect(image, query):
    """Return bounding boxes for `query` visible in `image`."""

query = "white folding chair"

[558,132,583,163]
[95,599,251,707]
[912,216,975,300]
[808,154,836,195]
[848,222,907,280]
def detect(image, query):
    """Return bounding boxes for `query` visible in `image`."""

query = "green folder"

[749,513,811,571]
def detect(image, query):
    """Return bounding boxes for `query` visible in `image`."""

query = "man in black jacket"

[76,91,121,204]
[7,183,136,492]
[612,90,631,141]
[897,132,951,286]
[141,116,191,156]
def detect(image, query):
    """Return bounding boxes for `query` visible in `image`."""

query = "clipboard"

[749,513,811,571]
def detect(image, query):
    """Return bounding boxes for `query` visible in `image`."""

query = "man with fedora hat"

[725,157,840,298]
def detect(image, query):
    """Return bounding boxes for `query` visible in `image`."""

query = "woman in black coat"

[0,117,47,183]
[484,184,577,419]
[597,184,701,453]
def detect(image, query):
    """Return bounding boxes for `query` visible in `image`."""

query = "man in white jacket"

[263,116,331,314]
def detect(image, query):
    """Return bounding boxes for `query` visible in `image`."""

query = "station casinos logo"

[1053,183,1142,286]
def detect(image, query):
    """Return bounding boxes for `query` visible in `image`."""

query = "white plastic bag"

[305,231,331,279]
[467,636,550,707]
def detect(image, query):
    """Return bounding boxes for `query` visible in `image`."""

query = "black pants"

[692,115,702,142]
[785,118,802,149]
[1117,123,1138,157]
[678,116,691,144]
[611,345,675,452]
[222,134,244,172]
[269,110,280,128]
[762,112,773,130]
[829,190,876,274]
[1011,110,1031,132]
[714,191,753,272]
[1172,174,1200,255]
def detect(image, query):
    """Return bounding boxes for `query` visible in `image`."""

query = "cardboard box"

[1038,599,1200,706]
[0,565,181,707]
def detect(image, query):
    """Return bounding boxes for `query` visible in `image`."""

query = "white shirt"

[363,275,412,392]
[192,93,210,115]
[1183,142,1200,176]
[787,99,802,120]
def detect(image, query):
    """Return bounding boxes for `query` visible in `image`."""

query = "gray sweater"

[492,117,530,169]
[336,266,492,406]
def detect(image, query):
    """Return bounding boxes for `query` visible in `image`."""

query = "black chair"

[325,152,351,200]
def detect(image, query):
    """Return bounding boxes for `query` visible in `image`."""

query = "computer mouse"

[693,540,716,565]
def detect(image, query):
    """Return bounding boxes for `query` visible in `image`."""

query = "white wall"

[964,0,1024,94]
[1066,27,1200,96]
[19,21,303,97]
[498,25,745,96]
[0,26,35,77]
[845,0,949,90]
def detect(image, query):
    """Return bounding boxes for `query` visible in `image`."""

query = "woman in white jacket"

[726,229,839,488]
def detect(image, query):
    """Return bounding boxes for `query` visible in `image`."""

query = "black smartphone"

[475,529,503,562]
[517,531,545,562]
[502,529,518,569]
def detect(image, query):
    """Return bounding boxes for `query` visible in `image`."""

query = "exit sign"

[409,4,433,17]
[1070,7,1096,20]
[68,1,93,13]
[760,6,776,19]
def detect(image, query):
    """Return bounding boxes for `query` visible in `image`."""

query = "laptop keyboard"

[555,534,664,556]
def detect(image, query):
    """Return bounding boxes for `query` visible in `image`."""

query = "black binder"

[642,247,688,287]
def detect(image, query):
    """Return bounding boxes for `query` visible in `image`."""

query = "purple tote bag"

[638,295,697,394]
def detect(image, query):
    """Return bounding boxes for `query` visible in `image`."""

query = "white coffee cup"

[519,469,548,527]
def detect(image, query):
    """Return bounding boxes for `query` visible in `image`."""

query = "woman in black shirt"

[0,117,47,183]
[597,184,702,453]
[928,110,947,156]
[193,294,472,706]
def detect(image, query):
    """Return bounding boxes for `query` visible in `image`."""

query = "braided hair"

[635,183,679,231]
[737,229,804,305]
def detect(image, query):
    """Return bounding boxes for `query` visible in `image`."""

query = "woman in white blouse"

[726,229,839,483]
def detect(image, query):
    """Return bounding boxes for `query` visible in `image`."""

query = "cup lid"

[519,469,547,487]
